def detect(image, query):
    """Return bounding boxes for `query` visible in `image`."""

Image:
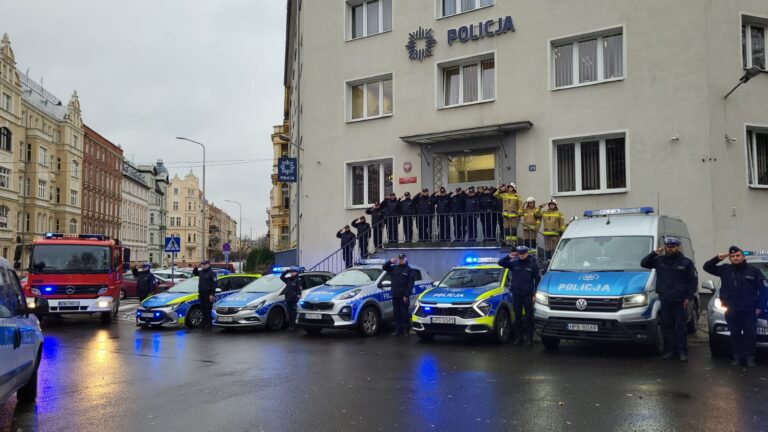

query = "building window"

[73,136,79,149]
[447,152,496,186]
[743,20,766,70]
[552,28,624,89]
[26,143,31,161]
[281,184,290,209]
[25,213,30,232]
[24,178,30,196]
[746,128,768,187]
[38,146,47,166]
[56,187,60,203]
[0,127,10,152]
[173,188,178,195]
[150,213,155,225]
[553,133,627,195]
[150,233,155,244]
[439,0,493,18]
[1,93,10,111]
[280,226,290,244]
[69,218,77,234]
[71,160,79,178]
[347,159,393,207]
[38,180,46,199]
[348,76,393,121]
[348,0,392,40]
[0,206,8,229]
[439,55,495,108]
[70,190,79,206]
[0,167,8,190]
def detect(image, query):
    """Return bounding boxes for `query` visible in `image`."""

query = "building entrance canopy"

[399,121,532,145]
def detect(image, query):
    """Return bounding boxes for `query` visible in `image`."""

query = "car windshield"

[438,268,504,289]
[550,236,653,272]
[242,275,285,293]
[30,244,111,274]
[752,262,768,278]
[166,278,199,293]
[326,269,382,286]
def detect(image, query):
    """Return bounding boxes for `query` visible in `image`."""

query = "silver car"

[704,251,768,357]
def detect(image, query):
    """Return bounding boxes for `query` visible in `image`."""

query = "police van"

[1,257,47,404]
[297,259,433,337]
[411,257,514,343]
[534,207,699,350]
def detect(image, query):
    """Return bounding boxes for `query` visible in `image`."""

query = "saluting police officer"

[195,260,217,329]
[498,246,540,346]
[383,253,417,336]
[640,238,698,361]
[280,268,302,331]
[704,246,768,367]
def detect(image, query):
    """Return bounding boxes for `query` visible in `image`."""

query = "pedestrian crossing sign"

[164,236,181,253]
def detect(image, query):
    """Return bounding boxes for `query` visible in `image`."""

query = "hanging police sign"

[278,157,298,182]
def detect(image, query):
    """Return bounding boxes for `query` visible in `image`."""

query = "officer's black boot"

[746,357,756,367]
[661,352,674,360]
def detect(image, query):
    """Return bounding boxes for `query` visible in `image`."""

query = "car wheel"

[303,326,322,335]
[493,308,511,344]
[686,304,699,335]
[186,306,203,328]
[709,334,730,358]
[416,331,434,341]
[357,306,380,337]
[541,336,561,349]
[17,349,41,403]
[267,308,286,331]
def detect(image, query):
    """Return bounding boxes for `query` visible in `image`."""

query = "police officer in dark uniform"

[414,189,435,242]
[336,225,357,269]
[498,246,540,346]
[640,238,698,361]
[365,202,384,249]
[478,186,496,241]
[449,187,465,242]
[383,253,417,336]
[704,246,768,367]
[399,192,415,242]
[132,263,157,302]
[351,216,371,258]
[381,192,400,244]
[463,186,480,241]
[434,187,452,241]
[280,267,302,331]
[195,260,217,329]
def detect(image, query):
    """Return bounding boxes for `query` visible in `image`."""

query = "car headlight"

[335,289,361,300]
[535,291,549,306]
[244,300,266,311]
[622,293,648,309]
[97,287,109,295]
[473,300,491,317]
[714,297,727,313]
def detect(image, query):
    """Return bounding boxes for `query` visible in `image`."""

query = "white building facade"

[285,0,768,269]
[139,160,169,266]
[121,161,150,264]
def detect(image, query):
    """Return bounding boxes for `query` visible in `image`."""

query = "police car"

[1,258,47,404]
[411,257,514,342]
[212,267,333,329]
[297,259,433,337]
[136,273,260,328]
[705,250,768,357]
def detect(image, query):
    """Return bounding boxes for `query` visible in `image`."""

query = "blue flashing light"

[463,257,498,264]
[272,266,305,274]
[45,233,64,239]
[424,307,432,312]
[464,257,479,264]
[44,287,54,293]
[744,251,753,256]
[356,258,387,265]
[583,207,654,217]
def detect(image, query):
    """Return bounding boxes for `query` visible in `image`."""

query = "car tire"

[17,349,41,403]
[303,326,322,335]
[416,331,434,341]
[541,336,560,349]
[267,308,286,331]
[493,308,512,344]
[709,334,730,358]
[185,306,203,328]
[357,306,380,337]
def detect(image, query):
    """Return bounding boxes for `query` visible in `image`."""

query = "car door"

[122,272,137,298]
[0,267,19,402]
[377,272,394,320]
[7,268,35,388]
[306,274,330,289]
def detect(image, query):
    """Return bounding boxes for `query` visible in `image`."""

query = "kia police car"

[411,257,514,343]
[136,274,260,328]
[212,267,333,329]
[705,250,768,357]
[297,259,433,336]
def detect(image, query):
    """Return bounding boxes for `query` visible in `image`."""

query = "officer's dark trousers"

[199,293,213,327]
[466,215,478,241]
[482,212,495,240]
[286,300,298,328]
[660,301,687,355]
[402,216,414,242]
[452,214,464,241]
[385,216,399,243]
[373,224,383,249]
[342,245,353,268]
[417,215,432,241]
[512,294,534,339]
[437,214,451,241]
[358,238,369,258]
[392,295,411,334]
[726,310,757,361]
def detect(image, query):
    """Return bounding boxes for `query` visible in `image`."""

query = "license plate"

[218,316,234,323]
[305,313,323,320]
[140,311,155,318]
[59,301,80,307]
[758,327,768,336]
[567,323,598,332]
[431,316,456,324]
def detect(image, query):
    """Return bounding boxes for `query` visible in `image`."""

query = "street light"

[278,134,302,264]
[224,199,242,272]
[176,137,206,260]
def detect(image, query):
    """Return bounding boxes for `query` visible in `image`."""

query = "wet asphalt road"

[1,315,767,432]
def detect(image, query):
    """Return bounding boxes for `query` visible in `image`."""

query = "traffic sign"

[164,236,181,253]
[223,242,231,252]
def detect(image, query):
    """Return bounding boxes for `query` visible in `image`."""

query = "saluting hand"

[717,253,728,260]
[655,247,664,255]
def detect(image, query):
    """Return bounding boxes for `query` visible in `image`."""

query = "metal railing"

[308,240,363,274]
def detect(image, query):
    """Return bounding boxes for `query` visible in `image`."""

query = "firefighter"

[520,197,542,252]
[493,183,521,246]
[541,199,565,260]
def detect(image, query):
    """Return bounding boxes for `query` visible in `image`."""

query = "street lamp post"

[278,134,302,265]
[224,199,242,272]
[176,137,206,261]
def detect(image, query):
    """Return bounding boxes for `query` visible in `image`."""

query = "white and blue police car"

[297,259,433,337]
[212,267,333,330]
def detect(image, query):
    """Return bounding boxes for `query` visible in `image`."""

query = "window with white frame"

[0,167,8,189]
[553,133,627,194]
[440,55,495,107]
[743,19,766,70]
[24,178,30,196]
[0,206,8,229]
[38,146,47,166]
[347,159,393,207]
[0,127,9,152]
[348,0,392,40]
[746,128,768,187]
[71,160,79,178]
[348,75,393,121]
[69,218,77,234]
[70,190,78,206]
[2,93,10,111]
[439,0,493,18]
[552,28,624,89]
[38,180,46,199]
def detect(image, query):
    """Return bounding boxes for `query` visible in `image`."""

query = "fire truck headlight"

[97,300,111,308]
[31,288,41,296]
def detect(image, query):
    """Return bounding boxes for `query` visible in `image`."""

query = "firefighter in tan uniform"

[493,183,522,246]
[541,199,565,260]
[520,197,542,252]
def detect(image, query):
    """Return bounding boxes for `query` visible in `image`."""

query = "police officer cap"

[728,245,742,254]
[200,259,211,265]
[516,246,530,254]
[664,237,681,246]
[141,262,151,268]
[398,253,407,259]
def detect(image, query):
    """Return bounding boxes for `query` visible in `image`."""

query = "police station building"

[283,0,768,271]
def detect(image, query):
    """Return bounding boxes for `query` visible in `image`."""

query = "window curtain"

[382,79,393,114]
[461,0,474,13]
[351,84,364,119]
[442,0,456,16]
[603,34,623,79]
[366,81,380,117]
[351,5,363,39]
[352,165,365,205]
[444,67,460,106]
[557,144,576,192]
[462,63,479,103]
[756,132,768,185]
[366,1,379,35]
[751,26,766,69]
[553,44,573,87]
[382,0,392,32]
[605,138,626,189]
[579,39,598,83]
[580,141,600,190]
[367,163,381,204]
[481,60,495,100]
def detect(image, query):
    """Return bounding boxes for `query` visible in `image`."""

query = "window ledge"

[347,204,374,210]
[347,113,393,123]
[346,29,393,43]
[748,184,768,190]
[438,98,495,110]
[553,188,628,197]
[551,77,624,91]
[437,4,494,20]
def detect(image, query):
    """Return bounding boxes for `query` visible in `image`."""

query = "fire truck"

[15,233,131,323]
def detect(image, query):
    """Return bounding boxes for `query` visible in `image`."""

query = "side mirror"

[215,288,222,293]
[432,281,440,287]
[701,280,715,293]
[378,280,392,289]
[13,261,20,270]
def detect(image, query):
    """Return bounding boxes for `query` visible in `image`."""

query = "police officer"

[381,192,400,244]
[414,189,435,242]
[383,253,417,336]
[434,187,452,241]
[351,216,371,258]
[541,199,565,260]
[449,187,465,242]
[640,238,698,361]
[280,267,302,331]
[399,192,415,242]
[195,260,217,329]
[132,263,157,302]
[336,225,356,269]
[478,186,497,241]
[703,246,768,367]
[498,246,540,346]
[520,197,542,251]
[463,186,480,241]
[365,201,384,249]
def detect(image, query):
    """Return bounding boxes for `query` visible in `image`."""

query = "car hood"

[215,292,273,307]
[419,286,496,304]
[303,285,360,302]
[540,271,650,296]
[141,291,197,308]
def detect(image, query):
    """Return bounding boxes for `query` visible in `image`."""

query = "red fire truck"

[15,233,131,323]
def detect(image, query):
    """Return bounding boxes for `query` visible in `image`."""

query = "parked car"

[153,269,193,282]
[120,272,174,299]
[211,262,236,274]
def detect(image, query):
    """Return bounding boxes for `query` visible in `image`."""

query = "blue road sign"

[164,236,181,253]
[223,242,231,252]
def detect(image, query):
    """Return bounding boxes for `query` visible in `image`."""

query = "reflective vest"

[542,210,564,236]
[521,207,542,230]
[494,190,521,218]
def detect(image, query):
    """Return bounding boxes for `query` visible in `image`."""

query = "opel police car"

[136,273,260,328]
[297,259,433,336]
[411,257,514,343]
[212,267,333,330]
[534,207,699,350]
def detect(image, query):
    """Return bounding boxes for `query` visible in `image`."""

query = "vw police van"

[534,207,699,350]
[297,259,433,336]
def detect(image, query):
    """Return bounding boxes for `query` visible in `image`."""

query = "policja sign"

[278,157,298,182]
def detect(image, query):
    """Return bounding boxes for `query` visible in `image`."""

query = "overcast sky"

[3,0,285,239]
